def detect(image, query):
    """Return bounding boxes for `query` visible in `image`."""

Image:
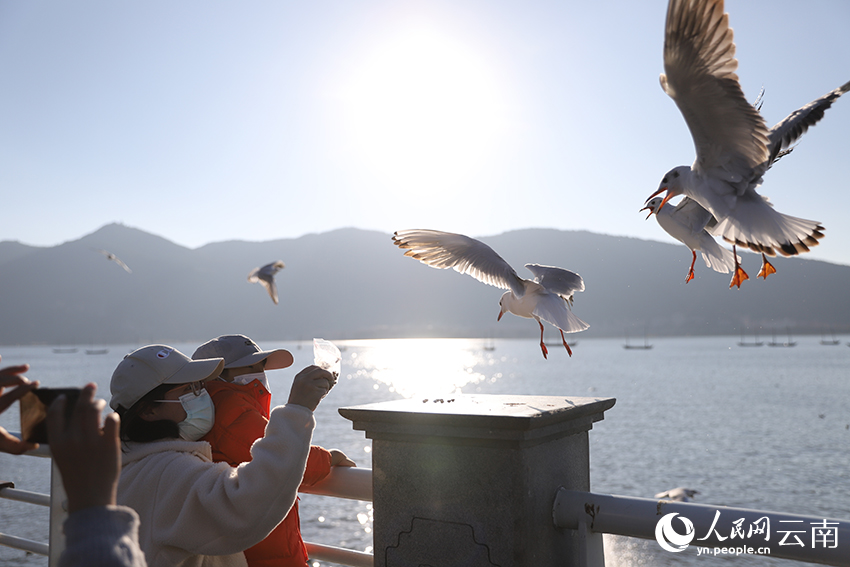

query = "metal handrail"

[554,488,850,566]
[300,466,375,566]
[300,465,373,501]
[305,541,373,567]
[0,484,51,507]
[0,442,59,561]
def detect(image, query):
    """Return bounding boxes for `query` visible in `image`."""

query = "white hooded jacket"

[118,403,314,567]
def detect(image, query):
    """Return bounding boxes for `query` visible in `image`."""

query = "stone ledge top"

[339,394,616,435]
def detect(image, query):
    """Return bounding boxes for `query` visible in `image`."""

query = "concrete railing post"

[339,394,616,567]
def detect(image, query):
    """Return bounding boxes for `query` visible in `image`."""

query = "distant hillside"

[1,223,848,345]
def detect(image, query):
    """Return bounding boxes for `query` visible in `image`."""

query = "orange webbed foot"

[685,269,695,283]
[539,342,549,359]
[757,255,776,280]
[729,266,749,289]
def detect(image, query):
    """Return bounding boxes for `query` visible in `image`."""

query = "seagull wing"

[767,79,850,166]
[392,229,525,297]
[670,197,715,234]
[113,257,132,273]
[259,277,280,305]
[531,290,590,334]
[260,260,285,277]
[523,264,584,299]
[661,0,770,185]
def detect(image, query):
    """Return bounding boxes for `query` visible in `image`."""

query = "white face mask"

[233,370,268,390]
[175,389,215,441]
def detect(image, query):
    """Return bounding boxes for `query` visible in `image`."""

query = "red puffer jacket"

[202,379,332,567]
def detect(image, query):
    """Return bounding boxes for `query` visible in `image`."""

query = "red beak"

[639,205,653,220]
[497,311,504,321]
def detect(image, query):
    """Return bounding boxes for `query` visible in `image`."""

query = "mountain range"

[1,223,848,346]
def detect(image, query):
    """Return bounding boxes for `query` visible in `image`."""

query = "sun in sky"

[338,26,510,193]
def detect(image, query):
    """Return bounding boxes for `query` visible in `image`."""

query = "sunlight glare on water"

[345,338,486,399]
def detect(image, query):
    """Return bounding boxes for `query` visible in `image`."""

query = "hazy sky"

[2,1,849,265]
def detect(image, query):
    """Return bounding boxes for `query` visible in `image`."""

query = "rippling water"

[1,336,848,566]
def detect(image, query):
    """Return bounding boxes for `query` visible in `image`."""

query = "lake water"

[1,336,848,566]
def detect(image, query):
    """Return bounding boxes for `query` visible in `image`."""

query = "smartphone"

[19,387,81,444]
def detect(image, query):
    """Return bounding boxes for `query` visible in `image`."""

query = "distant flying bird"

[641,196,740,284]
[95,249,132,273]
[646,0,847,287]
[655,487,699,502]
[392,229,588,359]
[247,261,285,305]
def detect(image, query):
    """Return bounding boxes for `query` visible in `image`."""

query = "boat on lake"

[737,327,763,347]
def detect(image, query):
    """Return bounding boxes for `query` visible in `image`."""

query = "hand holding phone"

[46,383,120,513]
[0,358,38,454]
[20,388,82,444]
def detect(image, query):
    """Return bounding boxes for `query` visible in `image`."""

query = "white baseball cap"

[110,345,224,410]
[192,335,293,370]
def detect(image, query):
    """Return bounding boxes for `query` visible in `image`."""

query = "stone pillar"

[339,394,616,567]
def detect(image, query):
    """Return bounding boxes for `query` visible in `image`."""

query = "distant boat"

[52,347,78,354]
[482,330,496,351]
[820,329,840,346]
[738,328,763,347]
[85,348,109,355]
[623,334,652,350]
[768,328,796,348]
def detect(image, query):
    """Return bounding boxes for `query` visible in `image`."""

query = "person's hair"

[117,384,181,443]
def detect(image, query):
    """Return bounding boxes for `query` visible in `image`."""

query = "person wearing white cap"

[109,344,335,567]
[191,335,353,567]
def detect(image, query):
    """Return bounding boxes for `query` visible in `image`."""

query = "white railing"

[0,439,374,567]
[553,488,850,566]
[300,466,374,567]
[0,443,66,565]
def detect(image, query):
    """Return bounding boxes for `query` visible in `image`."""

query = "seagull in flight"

[641,197,739,284]
[392,229,588,359]
[95,249,132,273]
[646,0,848,287]
[247,261,285,305]
[655,487,699,502]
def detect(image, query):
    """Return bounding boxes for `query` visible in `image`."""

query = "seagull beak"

[645,186,666,203]
[645,187,672,213]
[639,205,653,220]
[656,192,673,213]
[497,311,504,322]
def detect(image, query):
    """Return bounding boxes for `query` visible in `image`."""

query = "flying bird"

[646,0,848,287]
[391,229,588,359]
[247,261,285,305]
[641,197,740,284]
[95,249,132,273]
[655,487,699,502]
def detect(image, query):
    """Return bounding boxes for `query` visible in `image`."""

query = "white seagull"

[647,0,848,287]
[641,196,739,284]
[655,487,699,502]
[392,229,588,359]
[95,249,132,273]
[247,261,285,305]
